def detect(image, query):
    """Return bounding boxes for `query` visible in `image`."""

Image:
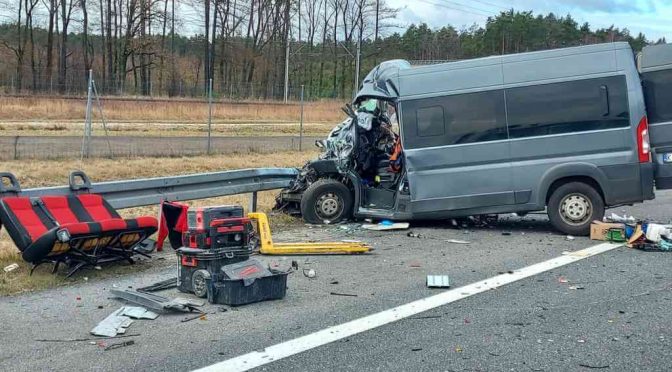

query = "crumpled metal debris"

[110,289,204,313]
[90,306,158,337]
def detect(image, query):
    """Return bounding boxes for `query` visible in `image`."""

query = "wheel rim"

[314,192,343,220]
[559,193,593,226]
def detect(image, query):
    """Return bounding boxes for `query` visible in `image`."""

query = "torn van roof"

[354,59,411,103]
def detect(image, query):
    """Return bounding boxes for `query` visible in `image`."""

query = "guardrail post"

[248,191,258,212]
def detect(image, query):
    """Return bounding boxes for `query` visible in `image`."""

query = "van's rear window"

[642,69,672,124]
[506,75,630,138]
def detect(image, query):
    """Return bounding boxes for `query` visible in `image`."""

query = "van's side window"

[401,90,507,149]
[416,106,445,137]
[642,69,672,124]
[506,75,630,139]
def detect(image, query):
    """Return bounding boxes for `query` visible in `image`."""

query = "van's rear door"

[641,44,672,189]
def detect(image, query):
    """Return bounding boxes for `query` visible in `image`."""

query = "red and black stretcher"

[0,172,158,277]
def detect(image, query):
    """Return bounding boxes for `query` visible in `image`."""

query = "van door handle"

[600,85,610,116]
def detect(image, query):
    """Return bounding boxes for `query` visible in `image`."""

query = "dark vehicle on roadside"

[277,42,672,235]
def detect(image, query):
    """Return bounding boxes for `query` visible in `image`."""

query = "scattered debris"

[501,232,512,236]
[645,223,671,243]
[110,289,204,313]
[91,307,136,337]
[330,280,339,285]
[36,333,140,343]
[3,263,19,272]
[446,239,470,244]
[330,292,358,297]
[568,286,585,290]
[407,232,422,238]
[137,278,178,292]
[303,268,317,278]
[606,213,636,224]
[566,235,575,241]
[579,363,610,369]
[558,277,569,284]
[411,348,423,351]
[121,306,159,320]
[591,221,626,241]
[410,315,442,320]
[427,275,451,288]
[362,221,410,231]
[181,312,209,323]
[104,340,135,351]
[291,261,299,270]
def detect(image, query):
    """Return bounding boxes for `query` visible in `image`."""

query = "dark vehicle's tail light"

[637,115,651,163]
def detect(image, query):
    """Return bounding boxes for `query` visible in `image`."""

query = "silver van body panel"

[359,42,654,220]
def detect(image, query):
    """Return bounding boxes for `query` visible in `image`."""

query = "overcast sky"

[387,0,672,41]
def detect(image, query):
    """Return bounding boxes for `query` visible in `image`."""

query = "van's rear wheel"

[547,182,604,236]
[301,179,353,224]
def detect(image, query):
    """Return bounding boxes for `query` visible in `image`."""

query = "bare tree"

[58,0,78,93]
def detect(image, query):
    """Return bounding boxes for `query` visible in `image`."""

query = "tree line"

[0,0,666,100]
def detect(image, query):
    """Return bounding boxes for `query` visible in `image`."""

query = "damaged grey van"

[277,42,672,235]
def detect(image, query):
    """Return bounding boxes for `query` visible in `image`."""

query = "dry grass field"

[0,96,345,137]
[0,96,345,122]
[0,150,319,295]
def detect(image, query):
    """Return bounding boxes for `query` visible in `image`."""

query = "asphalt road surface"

[1,192,671,371]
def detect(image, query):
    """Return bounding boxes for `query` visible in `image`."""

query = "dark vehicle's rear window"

[642,69,672,124]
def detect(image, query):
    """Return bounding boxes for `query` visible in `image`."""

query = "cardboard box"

[590,220,625,241]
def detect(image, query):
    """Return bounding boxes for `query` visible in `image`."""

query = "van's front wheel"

[547,182,604,236]
[301,179,353,224]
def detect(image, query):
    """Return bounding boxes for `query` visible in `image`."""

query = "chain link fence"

[0,135,321,160]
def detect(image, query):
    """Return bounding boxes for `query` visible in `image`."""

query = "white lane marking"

[194,242,622,372]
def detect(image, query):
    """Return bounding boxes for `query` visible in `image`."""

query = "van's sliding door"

[399,89,514,216]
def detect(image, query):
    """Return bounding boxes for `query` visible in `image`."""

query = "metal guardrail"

[2,168,298,211]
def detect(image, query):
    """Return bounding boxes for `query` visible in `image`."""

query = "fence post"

[81,70,94,159]
[13,136,19,160]
[299,84,304,151]
[207,78,213,155]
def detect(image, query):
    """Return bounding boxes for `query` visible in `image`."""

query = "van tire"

[301,179,353,224]
[547,182,604,236]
